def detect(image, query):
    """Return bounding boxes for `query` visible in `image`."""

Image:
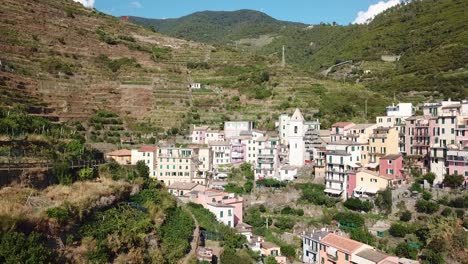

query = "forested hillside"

[128,9,304,44]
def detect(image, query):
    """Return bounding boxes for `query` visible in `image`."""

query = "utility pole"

[281,45,286,68]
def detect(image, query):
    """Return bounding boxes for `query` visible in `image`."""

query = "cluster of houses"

[107,99,467,202]
[301,228,418,264]
[104,99,467,263]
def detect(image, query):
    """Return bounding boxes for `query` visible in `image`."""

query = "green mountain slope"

[128,0,468,99]
[128,9,305,44]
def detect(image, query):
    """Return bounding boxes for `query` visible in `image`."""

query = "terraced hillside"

[0,0,391,145]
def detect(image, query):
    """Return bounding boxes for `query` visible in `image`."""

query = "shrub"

[421,191,432,201]
[53,161,72,185]
[259,204,266,213]
[160,207,194,263]
[280,244,296,258]
[41,57,74,75]
[350,228,375,245]
[274,217,295,231]
[400,211,412,222]
[343,198,373,212]
[187,62,209,69]
[375,189,392,214]
[264,256,279,264]
[299,183,338,207]
[415,199,440,214]
[455,209,464,219]
[448,195,468,208]
[152,46,172,61]
[440,208,453,217]
[96,29,117,45]
[443,174,464,188]
[256,178,287,188]
[0,232,52,263]
[118,35,135,42]
[78,167,94,181]
[46,206,70,222]
[423,172,436,185]
[389,222,410,237]
[394,242,418,259]
[135,160,149,179]
[334,212,364,228]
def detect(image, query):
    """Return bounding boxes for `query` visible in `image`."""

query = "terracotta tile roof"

[138,145,156,152]
[168,182,199,190]
[356,248,389,263]
[381,154,402,160]
[320,233,363,253]
[332,122,354,127]
[107,149,131,156]
[261,241,280,249]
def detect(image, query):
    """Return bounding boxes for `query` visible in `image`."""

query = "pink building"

[446,148,468,184]
[190,189,244,226]
[191,126,209,144]
[379,154,404,180]
[229,137,247,164]
[330,122,355,142]
[456,117,468,147]
[346,172,357,198]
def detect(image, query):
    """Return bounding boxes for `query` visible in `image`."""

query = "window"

[228,221,231,227]
[228,210,232,216]
[294,126,298,134]
[345,254,349,261]
[220,211,224,217]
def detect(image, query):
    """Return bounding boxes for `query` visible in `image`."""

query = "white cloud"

[353,0,401,24]
[131,1,142,8]
[73,0,95,8]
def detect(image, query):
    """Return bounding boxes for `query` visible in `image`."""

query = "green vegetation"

[343,198,373,212]
[415,200,440,214]
[297,183,339,207]
[334,211,365,229]
[375,189,392,214]
[443,174,464,188]
[389,222,413,237]
[400,211,412,222]
[0,232,52,264]
[280,206,304,216]
[152,46,172,61]
[256,178,287,188]
[159,207,194,263]
[46,206,70,223]
[96,54,139,72]
[96,29,118,45]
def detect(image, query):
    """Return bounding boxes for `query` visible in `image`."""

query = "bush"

[259,204,266,213]
[421,191,432,201]
[423,172,436,185]
[415,199,440,214]
[118,35,135,42]
[400,211,412,222]
[96,29,117,45]
[152,46,172,61]
[343,198,373,212]
[455,209,464,219]
[187,62,209,69]
[375,189,392,214]
[53,161,72,185]
[159,207,194,263]
[280,244,296,258]
[46,206,70,222]
[0,232,52,263]
[274,217,295,231]
[448,195,468,208]
[334,212,364,228]
[350,228,375,245]
[78,167,94,181]
[395,242,418,259]
[440,208,453,217]
[135,160,150,178]
[389,222,410,237]
[299,183,338,207]
[256,178,287,188]
[443,174,464,188]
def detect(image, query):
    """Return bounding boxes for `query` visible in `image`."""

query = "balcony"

[325,177,345,183]
[413,141,429,146]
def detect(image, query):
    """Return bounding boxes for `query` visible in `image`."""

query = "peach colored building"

[106,149,132,165]
[319,233,371,264]
[190,189,243,226]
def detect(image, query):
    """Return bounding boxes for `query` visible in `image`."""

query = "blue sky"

[78,0,403,25]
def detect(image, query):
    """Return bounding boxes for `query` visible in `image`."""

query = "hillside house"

[131,146,157,177]
[106,149,132,165]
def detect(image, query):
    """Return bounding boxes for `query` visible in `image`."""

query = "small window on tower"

[294,126,298,134]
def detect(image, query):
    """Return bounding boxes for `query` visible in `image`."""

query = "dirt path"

[178,202,200,264]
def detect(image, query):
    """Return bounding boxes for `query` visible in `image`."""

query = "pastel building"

[209,141,231,168]
[191,125,209,144]
[349,169,392,198]
[379,154,404,181]
[278,165,298,181]
[106,149,132,165]
[131,145,157,177]
[376,103,413,128]
[368,127,399,165]
[330,122,355,142]
[156,146,197,185]
[303,231,399,264]
[324,140,363,199]
[229,137,247,164]
[205,130,225,144]
[446,147,468,183]
[224,121,253,139]
[255,135,280,179]
[191,189,243,226]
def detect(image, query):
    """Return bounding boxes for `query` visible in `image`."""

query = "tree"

[135,160,149,179]
[375,189,392,214]
[395,242,418,260]
[389,223,410,237]
[423,172,436,185]
[421,191,432,201]
[280,245,296,259]
[440,208,453,217]
[0,232,52,263]
[243,181,253,193]
[264,256,278,264]
[443,174,464,188]
[415,200,439,214]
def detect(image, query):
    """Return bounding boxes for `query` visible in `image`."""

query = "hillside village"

[106,99,468,264]
[0,0,467,263]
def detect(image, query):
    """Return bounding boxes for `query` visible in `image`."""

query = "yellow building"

[353,170,392,198]
[368,127,399,167]
[345,124,377,166]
